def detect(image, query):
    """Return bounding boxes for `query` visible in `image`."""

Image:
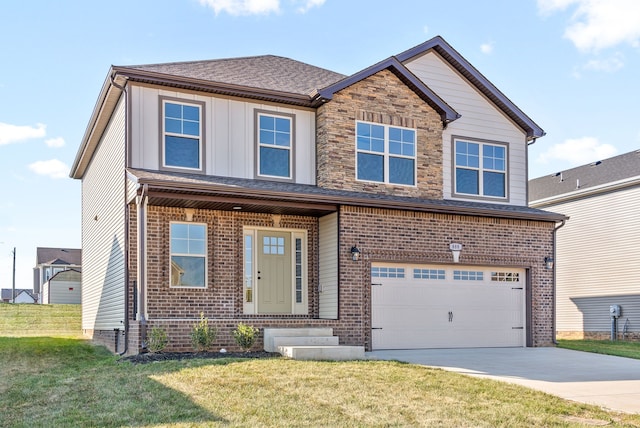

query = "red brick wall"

[335,206,556,349]
[122,204,555,353]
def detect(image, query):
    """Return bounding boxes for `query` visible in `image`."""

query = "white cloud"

[28,159,70,179]
[45,137,65,148]
[294,0,325,13]
[537,0,640,52]
[582,53,624,72]
[480,42,494,54]
[199,0,280,15]
[0,122,46,146]
[537,137,618,165]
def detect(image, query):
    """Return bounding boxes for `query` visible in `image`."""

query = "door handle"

[448,311,453,322]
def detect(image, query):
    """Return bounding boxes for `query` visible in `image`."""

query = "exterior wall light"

[544,256,554,270]
[351,245,361,262]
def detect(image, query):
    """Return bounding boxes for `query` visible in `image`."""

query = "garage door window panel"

[372,267,405,278]
[453,270,484,281]
[413,268,445,280]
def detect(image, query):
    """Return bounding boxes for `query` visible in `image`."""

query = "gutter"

[136,184,149,352]
[552,219,567,345]
[112,75,130,356]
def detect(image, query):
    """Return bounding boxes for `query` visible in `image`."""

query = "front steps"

[264,327,365,361]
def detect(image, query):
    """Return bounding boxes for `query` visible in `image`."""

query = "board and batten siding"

[81,96,127,331]
[318,212,338,319]
[553,185,640,333]
[128,85,316,184]
[404,51,528,206]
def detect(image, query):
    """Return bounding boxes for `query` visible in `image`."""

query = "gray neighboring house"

[529,150,640,340]
[33,247,82,303]
[42,269,82,304]
[1,289,37,303]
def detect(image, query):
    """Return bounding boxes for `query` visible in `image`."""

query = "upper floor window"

[356,122,416,186]
[162,99,203,171]
[454,139,506,198]
[170,222,206,288]
[257,111,293,180]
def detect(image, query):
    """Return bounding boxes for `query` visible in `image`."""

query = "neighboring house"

[70,36,565,355]
[529,150,640,340]
[33,247,81,303]
[41,269,82,304]
[1,289,37,303]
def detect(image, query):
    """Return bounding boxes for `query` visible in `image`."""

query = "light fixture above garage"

[544,256,554,270]
[351,245,361,262]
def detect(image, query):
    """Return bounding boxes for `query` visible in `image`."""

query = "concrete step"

[263,327,334,352]
[278,345,365,361]
[272,335,339,350]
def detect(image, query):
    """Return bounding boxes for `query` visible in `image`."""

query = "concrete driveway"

[367,347,640,414]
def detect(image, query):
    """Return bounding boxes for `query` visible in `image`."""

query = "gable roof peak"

[397,35,545,140]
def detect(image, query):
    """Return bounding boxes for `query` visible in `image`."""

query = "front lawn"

[557,339,640,360]
[1,337,639,427]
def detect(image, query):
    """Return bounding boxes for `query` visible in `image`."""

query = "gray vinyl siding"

[81,96,126,331]
[553,185,640,333]
[128,85,316,184]
[404,51,528,206]
[318,213,338,319]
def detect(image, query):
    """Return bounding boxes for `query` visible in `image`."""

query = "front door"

[257,231,292,314]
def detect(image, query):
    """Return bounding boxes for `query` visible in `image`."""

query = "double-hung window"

[454,139,506,198]
[257,112,293,180]
[356,121,416,186]
[170,222,206,288]
[162,99,203,171]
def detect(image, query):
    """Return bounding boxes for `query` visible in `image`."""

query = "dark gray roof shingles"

[124,55,346,97]
[529,150,640,202]
[36,247,82,266]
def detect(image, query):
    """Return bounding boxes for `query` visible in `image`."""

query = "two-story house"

[71,36,565,355]
[33,247,82,303]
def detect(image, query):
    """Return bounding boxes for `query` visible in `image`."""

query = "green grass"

[1,337,640,427]
[557,338,640,360]
[2,306,639,426]
[0,303,81,337]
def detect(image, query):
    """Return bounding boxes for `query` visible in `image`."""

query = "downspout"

[136,183,149,352]
[111,74,130,356]
[552,219,566,345]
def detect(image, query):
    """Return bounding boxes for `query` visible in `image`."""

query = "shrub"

[146,326,168,353]
[233,323,259,352]
[190,312,217,352]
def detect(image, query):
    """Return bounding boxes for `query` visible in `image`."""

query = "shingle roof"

[529,149,640,203]
[128,168,566,222]
[121,55,346,97]
[1,289,36,301]
[36,248,81,266]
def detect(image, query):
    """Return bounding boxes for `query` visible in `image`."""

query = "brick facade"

[317,69,443,199]
[120,203,556,354]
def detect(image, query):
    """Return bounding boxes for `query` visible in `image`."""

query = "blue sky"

[1,0,639,290]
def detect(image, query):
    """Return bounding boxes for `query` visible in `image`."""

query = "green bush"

[146,326,168,353]
[190,312,217,352]
[233,323,259,352]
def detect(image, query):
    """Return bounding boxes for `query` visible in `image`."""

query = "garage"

[371,263,526,350]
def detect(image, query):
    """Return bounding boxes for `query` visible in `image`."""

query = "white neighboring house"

[1,289,37,303]
[42,269,82,304]
[33,247,81,303]
[529,150,640,340]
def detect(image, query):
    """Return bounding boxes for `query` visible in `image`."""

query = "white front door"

[371,264,525,349]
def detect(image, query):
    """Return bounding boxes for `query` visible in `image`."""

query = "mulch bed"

[120,350,280,364]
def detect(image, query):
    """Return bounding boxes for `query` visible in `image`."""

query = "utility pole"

[11,247,16,303]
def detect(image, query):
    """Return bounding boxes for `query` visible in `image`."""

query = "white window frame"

[242,227,307,315]
[256,111,295,181]
[356,121,417,186]
[161,98,204,172]
[453,137,508,199]
[169,222,207,289]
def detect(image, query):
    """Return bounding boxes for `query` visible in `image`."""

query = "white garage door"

[371,263,525,350]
